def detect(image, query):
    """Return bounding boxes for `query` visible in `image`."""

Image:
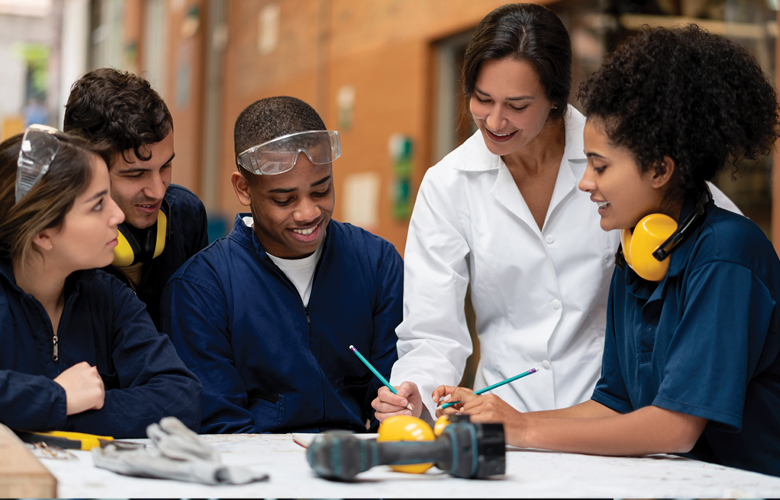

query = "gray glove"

[147,416,219,462]
[92,417,269,485]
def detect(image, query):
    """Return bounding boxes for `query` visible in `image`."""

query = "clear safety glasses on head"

[236,130,341,175]
[16,124,60,204]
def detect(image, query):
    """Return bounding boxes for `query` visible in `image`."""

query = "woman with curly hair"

[434,25,780,477]
[376,2,737,424]
[0,127,201,438]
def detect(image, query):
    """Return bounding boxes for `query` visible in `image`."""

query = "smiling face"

[46,155,126,271]
[578,119,671,231]
[469,57,556,157]
[109,131,174,229]
[231,155,334,259]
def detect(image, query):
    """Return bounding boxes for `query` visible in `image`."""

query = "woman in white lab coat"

[372,3,737,421]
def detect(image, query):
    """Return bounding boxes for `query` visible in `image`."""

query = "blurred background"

[0,0,777,249]
[3,0,777,386]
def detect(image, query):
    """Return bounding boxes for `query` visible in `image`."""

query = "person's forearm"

[526,399,617,420]
[522,405,706,456]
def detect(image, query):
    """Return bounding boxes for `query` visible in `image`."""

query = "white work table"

[36,433,780,498]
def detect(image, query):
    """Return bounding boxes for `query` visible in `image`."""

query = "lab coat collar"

[450,105,587,177]
[457,106,587,232]
[550,107,587,210]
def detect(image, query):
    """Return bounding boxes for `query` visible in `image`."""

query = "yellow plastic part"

[621,213,677,282]
[153,209,168,259]
[112,206,167,266]
[34,430,114,450]
[377,415,435,474]
[112,232,135,267]
[433,415,451,437]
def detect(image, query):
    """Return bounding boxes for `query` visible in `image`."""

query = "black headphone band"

[652,188,711,262]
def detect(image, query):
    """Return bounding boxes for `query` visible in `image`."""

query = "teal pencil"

[441,367,538,409]
[349,345,412,411]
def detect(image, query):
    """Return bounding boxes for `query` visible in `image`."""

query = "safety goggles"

[236,130,341,175]
[16,124,60,204]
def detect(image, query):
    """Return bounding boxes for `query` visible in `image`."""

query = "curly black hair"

[63,68,172,167]
[578,25,779,200]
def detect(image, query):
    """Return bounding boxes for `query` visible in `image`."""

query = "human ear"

[651,156,676,189]
[231,171,253,207]
[32,230,53,252]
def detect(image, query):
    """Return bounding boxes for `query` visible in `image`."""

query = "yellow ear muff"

[621,213,678,282]
[152,208,167,260]
[112,227,136,267]
[111,200,169,266]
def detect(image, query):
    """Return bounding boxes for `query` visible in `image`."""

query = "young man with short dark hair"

[161,96,403,434]
[64,68,209,328]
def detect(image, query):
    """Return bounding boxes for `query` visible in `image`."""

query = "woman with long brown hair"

[0,126,200,438]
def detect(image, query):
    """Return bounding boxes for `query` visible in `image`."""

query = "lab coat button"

[551,299,561,309]
[542,360,551,369]
[545,235,555,244]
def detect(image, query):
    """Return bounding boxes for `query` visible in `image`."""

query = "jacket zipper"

[49,288,77,369]
[27,296,63,372]
[263,253,325,423]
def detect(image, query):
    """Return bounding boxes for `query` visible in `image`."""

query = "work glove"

[92,417,269,485]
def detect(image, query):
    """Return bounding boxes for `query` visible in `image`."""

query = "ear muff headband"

[620,193,708,282]
[111,199,169,267]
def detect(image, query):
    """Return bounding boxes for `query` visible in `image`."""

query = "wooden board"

[0,424,57,498]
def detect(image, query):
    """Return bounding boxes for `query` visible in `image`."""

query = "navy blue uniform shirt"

[103,184,208,328]
[593,198,780,476]
[161,215,403,434]
[0,261,201,438]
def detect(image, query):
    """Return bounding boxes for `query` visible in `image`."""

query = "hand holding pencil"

[433,367,538,417]
[350,345,424,421]
[373,382,424,421]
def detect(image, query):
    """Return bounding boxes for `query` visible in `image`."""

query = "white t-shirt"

[243,216,323,307]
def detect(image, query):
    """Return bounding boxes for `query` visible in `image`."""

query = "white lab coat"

[390,106,740,419]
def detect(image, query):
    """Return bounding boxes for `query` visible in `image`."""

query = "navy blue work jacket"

[161,215,403,434]
[0,261,201,438]
[102,184,209,329]
[594,199,780,476]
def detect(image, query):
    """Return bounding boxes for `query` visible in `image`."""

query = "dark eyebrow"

[116,152,175,174]
[84,189,109,203]
[475,87,534,101]
[268,175,332,194]
[311,175,331,187]
[586,152,606,160]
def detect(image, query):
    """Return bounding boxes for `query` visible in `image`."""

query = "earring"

[49,245,53,250]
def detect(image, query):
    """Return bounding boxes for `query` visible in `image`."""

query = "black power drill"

[307,420,505,481]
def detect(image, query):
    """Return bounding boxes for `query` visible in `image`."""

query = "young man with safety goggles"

[161,96,403,434]
[63,68,209,328]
